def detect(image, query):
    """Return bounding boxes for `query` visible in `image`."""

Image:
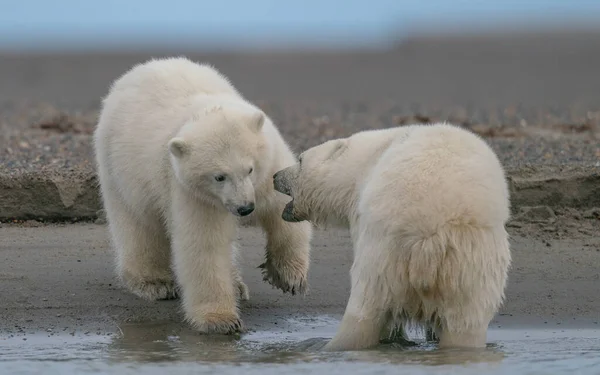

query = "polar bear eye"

[248,167,253,174]
[215,175,226,182]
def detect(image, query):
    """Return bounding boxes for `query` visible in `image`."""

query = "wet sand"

[1,212,600,340]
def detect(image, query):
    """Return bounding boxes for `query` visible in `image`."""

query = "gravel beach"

[1,31,599,178]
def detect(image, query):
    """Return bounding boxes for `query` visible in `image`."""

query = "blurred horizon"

[3,0,600,53]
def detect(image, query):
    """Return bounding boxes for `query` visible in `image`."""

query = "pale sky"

[2,0,600,51]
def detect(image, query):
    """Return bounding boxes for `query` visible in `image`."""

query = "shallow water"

[2,315,600,375]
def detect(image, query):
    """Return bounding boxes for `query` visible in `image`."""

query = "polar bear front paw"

[122,274,179,301]
[258,256,308,296]
[236,278,250,301]
[187,309,245,335]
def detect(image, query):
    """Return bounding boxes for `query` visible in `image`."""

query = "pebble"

[583,208,600,219]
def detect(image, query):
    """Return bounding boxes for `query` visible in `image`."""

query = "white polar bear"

[273,123,511,351]
[93,57,312,334]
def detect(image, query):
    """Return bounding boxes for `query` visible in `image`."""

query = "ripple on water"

[1,320,600,375]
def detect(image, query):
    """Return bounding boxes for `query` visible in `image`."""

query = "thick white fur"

[274,123,511,351]
[93,57,312,334]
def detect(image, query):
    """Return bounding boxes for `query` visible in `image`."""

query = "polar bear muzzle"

[273,168,306,222]
[282,199,306,222]
[273,169,292,196]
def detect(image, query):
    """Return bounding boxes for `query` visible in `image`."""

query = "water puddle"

[2,315,600,374]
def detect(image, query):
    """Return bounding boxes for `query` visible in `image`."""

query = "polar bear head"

[273,137,351,227]
[168,103,268,217]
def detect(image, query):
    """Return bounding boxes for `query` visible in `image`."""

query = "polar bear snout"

[282,199,305,222]
[236,202,255,217]
[224,200,255,217]
[273,169,305,222]
[273,169,293,197]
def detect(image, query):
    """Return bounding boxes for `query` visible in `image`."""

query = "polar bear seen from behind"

[273,123,511,351]
[93,57,312,334]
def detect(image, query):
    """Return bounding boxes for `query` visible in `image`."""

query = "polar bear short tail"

[404,221,511,332]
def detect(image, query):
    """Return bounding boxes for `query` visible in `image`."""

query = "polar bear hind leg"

[102,186,177,301]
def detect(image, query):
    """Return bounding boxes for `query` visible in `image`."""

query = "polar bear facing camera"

[93,57,312,334]
[273,123,511,351]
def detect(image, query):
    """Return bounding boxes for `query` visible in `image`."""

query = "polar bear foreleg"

[170,191,243,334]
[256,196,312,295]
[323,256,389,352]
[323,288,388,351]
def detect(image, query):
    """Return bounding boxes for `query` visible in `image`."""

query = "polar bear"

[93,57,312,334]
[273,123,511,351]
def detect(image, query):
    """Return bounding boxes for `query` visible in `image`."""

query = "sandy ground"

[1,208,600,340]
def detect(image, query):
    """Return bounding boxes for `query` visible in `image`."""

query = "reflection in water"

[106,321,505,367]
[3,320,600,374]
[107,322,249,363]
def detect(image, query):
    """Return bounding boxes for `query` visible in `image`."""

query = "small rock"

[527,206,556,223]
[582,208,600,220]
[95,209,107,225]
[22,220,42,228]
[506,221,523,228]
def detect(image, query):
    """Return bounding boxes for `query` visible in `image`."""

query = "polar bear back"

[108,57,240,103]
[93,58,248,220]
[358,124,509,236]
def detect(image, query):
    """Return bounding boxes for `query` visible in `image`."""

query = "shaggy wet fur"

[94,57,312,334]
[273,123,511,351]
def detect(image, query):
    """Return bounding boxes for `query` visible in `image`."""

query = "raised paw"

[258,257,308,296]
[236,279,250,302]
[187,309,245,335]
[122,275,179,301]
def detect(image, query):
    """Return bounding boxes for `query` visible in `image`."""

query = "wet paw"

[188,310,245,335]
[258,257,308,296]
[123,275,179,301]
[236,279,250,302]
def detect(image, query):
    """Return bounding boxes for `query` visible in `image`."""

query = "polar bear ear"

[248,111,265,133]
[328,139,348,160]
[168,137,189,158]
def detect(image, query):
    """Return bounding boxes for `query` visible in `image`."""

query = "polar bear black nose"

[237,203,255,216]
